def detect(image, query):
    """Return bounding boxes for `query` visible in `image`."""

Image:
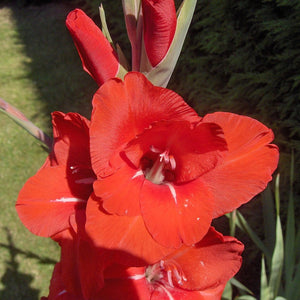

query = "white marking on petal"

[128,274,145,280]
[197,217,200,221]
[50,197,85,203]
[75,177,95,184]
[150,145,161,153]
[166,183,177,204]
[132,170,144,179]
[200,261,205,266]
[158,283,175,300]
[58,290,67,296]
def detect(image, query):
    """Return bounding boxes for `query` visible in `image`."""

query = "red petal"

[151,286,215,300]
[50,112,91,168]
[16,166,87,237]
[97,266,151,300]
[85,193,174,265]
[162,227,243,291]
[45,263,84,300]
[140,180,214,248]
[66,9,119,86]
[142,0,176,66]
[93,164,144,216]
[201,112,279,217]
[77,237,107,300]
[52,229,83,297]
[124,120,227,182]
[90,72,200,178]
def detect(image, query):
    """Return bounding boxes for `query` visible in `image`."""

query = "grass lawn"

[0,1,97,298]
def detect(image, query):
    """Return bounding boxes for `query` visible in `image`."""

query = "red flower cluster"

[17,71,278,299]
[16,1,279,299]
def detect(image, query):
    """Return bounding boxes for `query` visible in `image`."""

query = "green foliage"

[226,154,300,300]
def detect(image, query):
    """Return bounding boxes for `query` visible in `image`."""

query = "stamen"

[167,270,174,288]
[162,259,188,288]
[169,155,176,170]
[144,146,176,185]
[145,263,163,283]
[173,267,183,285]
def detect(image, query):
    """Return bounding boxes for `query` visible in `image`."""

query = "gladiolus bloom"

[88,72,278,254]
[66,9,120,86]
[42,227,243,300]
[141,0,177,67]
[16,112,96,237]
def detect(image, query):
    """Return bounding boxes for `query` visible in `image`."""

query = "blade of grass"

[269,175,284,298]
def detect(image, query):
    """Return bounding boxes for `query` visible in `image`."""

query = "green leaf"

[235,210,271,260]
[99,4,113,44]
[262,186,276,255]
[288,262,300,300]
[284,151,295,289]
[230,277,254,295]
[99,4,128,79]
[235,296,257,300]
[261,256,271,300]
[274,174,280,216]
[269,214,284,298]
[268,176,284,298]
[229,210,237,237]
[221,280,232,300]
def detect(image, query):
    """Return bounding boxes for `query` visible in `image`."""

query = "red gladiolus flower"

[88,72,278,254]
[16,112,96,237]
[97,227,243,300]
[43,227,243,300]
[141,0,177,67]
[66,9,120,86]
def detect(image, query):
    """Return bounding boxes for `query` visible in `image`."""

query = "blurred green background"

[0,0,299,299]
